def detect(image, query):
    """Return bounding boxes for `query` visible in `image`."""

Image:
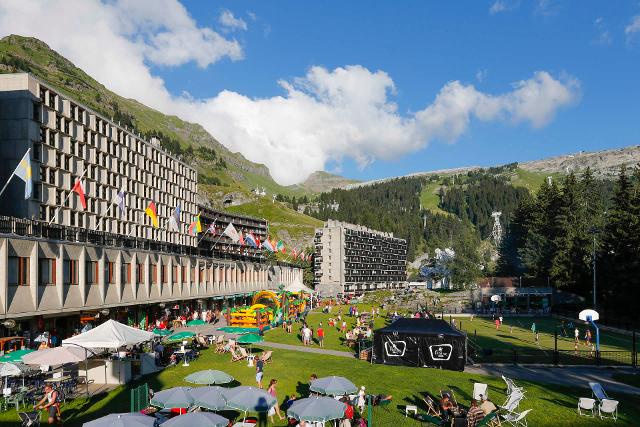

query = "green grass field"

[3,345,637,426]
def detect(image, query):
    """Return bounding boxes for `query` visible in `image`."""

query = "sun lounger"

[231,347,244,362]
[499,390,524,413]
[473,383,488,401]
[598,399,618,420]
[577,397,596,417]
[501,408,531,426]
[588,382,609,402]
[440,389,458,407]
[261,350,273,363]
[421,395,440,417]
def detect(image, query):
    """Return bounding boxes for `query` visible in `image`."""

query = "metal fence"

[130,383,149,413]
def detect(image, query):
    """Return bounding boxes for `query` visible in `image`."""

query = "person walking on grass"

[255,356,264,389]
[317,322,324,347]
[267,379,285,422]
[531,322,536,337]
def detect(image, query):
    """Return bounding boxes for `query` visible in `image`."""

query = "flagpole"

[48,167,87,225]
[0,171,16,200]
[197,219,216,246]
[93,189,122,231]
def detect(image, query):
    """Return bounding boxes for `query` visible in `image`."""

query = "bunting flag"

[299,251,306,260]
[145,201,158,227]
[12,149,32,199]
[238,231,245,246]
[72,178,87,210]
[292,249,298,260]
[188,213,202,236]
[206,220,217,235]
[276,240,285,253]
[116,188,126,217]
[223,222,240,243]
[168,204,181,232]
[262,238,275,252]
[244,233,258,248]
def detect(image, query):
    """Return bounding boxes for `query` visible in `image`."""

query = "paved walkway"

[261,341,355,358]
[467,364,640,395]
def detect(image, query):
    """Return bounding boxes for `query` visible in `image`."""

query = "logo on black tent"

[429,344,453,361]
[384,337,406,357]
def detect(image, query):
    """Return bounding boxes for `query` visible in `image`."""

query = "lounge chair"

[598,399,618,420]
[440,389,458,407]
[238,347,250,360]
[499,390,524,414]
[262,350,273,364]
[231,347,245,362]
[577,397,596,417]
[422,395,440,417]
[473,383,488,401]
[501,409,531,426]
[476,412,501,427]
[588,382,610,402]
[501,376,524,397]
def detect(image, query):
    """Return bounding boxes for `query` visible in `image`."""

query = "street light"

[589,227,600,309]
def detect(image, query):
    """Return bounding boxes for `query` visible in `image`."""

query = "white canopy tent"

[62,320,155,350]
[284,281,313,294]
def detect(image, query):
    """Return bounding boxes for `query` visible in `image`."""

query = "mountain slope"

[287,171,360,194]
[0,34,324,246]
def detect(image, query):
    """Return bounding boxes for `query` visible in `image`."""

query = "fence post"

[554,329,558,366]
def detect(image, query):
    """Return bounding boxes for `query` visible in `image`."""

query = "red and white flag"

[72,178,87,210]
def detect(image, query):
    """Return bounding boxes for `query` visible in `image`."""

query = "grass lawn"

[2,347,637,426]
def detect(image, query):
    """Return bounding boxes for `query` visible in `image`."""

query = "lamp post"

[589,227,600,309]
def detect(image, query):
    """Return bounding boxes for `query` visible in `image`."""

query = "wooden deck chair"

[261,350,273,364]
[231,347,244,362]
[422,395,440,417]
[215,336,225,353]
[440,389,458,408]
[238,347,249,360]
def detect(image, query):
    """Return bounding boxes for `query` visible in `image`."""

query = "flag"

[188,213,202,236]
[276,240,285,253]
[206,220,217,235]
[168,204,181,231]
[12,149,32,199]
[245,233,258,248]
[72,178,87,210]
[255,234,262,249]
[262,239,275,252]
[223,222,240,243]
[292,249,297,260]
[145,201,158,227]
[307,254,312,262]
[238,231,245,246]
[116,189,126,217]
[300,251,305,260]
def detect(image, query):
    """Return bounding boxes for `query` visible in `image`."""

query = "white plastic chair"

[501,408,532,426]
[577,397,596,417]
[473,383,488,401]
[599,399,618,420]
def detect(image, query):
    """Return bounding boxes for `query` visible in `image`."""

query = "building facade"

[0,73,198,246]
[313,220,407,296]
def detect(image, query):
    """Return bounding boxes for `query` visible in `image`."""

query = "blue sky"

[2,1,639,184]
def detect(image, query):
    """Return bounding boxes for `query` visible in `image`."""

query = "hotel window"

[105,261,115,284]
[8,256,29,286]
[63,259,79,285]
[136,263,144,283]
[86,261,98,284]
[39,258,56,286]
[182,266,187,282]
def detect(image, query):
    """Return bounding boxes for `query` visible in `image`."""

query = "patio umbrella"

[287,396,347,423]
[83,412,156,427]
[309,376,357,396]
[188,386,227,411]
[162,412,228,427]
[0,348,35,363]
[186,319,207,327]
[184,370,234,385]
[152,328,173,336]
[165,331,196,343]
[22,346,87,365]
[149,386,194,409]
[236,333,263,354]
[222,386,277,418]
[0,362,36,388]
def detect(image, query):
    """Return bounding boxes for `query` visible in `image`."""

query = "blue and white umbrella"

[287,396,347,423]
[162,412,228,427]
[83,413,155,427]
[309,376,357,396]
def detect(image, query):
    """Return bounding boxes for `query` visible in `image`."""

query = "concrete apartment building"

[0,73,302,339]
[313,220,407,296]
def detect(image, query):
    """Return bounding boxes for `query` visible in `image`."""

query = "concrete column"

[131,253,138,300]
[30,243,38,309]
[143,253,150,299]
[98,250,106,303]
[79,247,87,305]
[55,244,64,307]
[115,251,123,302]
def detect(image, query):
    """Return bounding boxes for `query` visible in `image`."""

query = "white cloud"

[593,17,612,46]
[476,69,488,83]
[219,9,247,31]
[625,15,640,38]
[0,0,580,185]
[489,0,518,15]
[535,0,559,17]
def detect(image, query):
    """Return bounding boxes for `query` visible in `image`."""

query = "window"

[64,260,78,286]
[182,266,187,282]
[136,263,144,283]
[161,265,167,284]
[105,261,115,284]
[86,261,98,284]
[151,264,157,284]
[39,258,56,285]
[8,256,29,286]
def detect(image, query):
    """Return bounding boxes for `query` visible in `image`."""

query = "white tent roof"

[22,346,87,366]
[62,320,155,349]
[284,281,314,294]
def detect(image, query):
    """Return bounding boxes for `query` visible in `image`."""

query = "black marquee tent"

[373,318,466,371]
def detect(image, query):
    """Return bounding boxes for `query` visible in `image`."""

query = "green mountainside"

[0,34,325,246]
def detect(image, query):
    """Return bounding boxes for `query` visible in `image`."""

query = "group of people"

[438,392,497,427]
